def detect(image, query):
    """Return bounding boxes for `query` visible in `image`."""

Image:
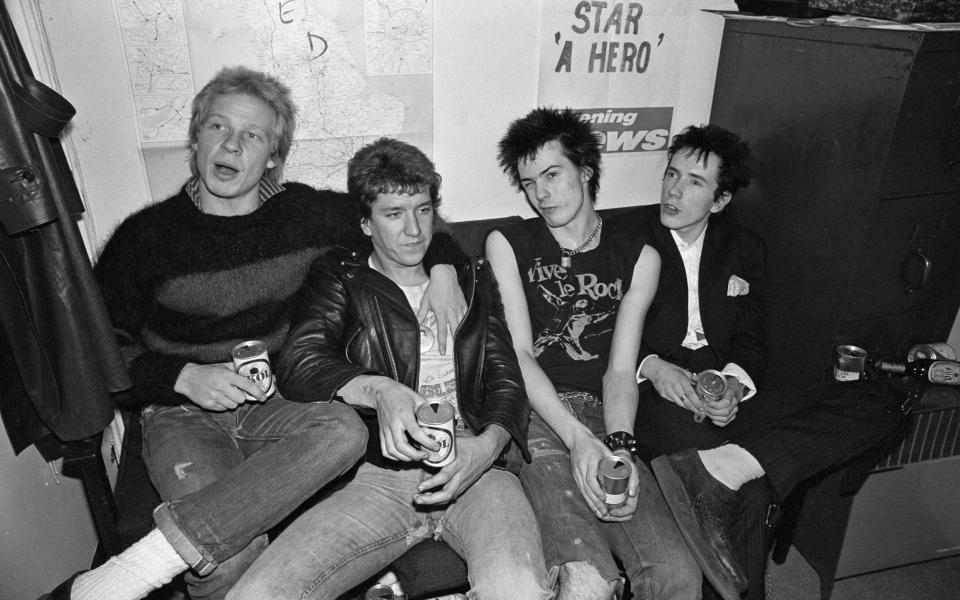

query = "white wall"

[31,0,151,256]
[0,431,98,600]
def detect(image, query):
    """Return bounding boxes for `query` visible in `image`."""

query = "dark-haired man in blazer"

[636,124,905,600]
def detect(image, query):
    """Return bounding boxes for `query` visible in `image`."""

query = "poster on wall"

[538,0,737,203]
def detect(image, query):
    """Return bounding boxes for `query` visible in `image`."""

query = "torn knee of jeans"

[431,514,448,541]
[558,560,621,600]
[173,462,193,480]
[406,521,432,546]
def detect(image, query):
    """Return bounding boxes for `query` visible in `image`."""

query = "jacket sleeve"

[276,255,379,402]
[727,229,768,384]
[94,217,189,408]
[474,263,532,466]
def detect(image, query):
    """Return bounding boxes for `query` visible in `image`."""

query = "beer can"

[907,343,956,362]
[231,340,277,400]
[415,401,457,467]
[696,369,727,400]
[693,369,727,423]
[365,584,394,600]
[834,345,868,382]
[599,455,630,508]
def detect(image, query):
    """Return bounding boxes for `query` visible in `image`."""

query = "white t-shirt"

[395,278,461,419]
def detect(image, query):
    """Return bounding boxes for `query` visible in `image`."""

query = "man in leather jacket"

[226,138,552,600]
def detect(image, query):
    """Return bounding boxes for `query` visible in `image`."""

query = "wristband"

[603,430,638,458]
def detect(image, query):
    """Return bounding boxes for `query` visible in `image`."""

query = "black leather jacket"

[277,247,530,472]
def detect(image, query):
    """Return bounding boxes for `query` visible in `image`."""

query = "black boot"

[652,450,747,600]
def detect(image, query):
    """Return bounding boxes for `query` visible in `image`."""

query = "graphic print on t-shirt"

[395,279,459,417]
[417,307,458,412]
[527,256,621,362]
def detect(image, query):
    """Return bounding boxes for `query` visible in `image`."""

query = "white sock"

[71,529,187,600]
[698,444,765,491]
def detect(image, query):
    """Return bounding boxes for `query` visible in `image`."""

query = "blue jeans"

[226,460,553,600]
[142,396,367,600]
[520,393,701,599]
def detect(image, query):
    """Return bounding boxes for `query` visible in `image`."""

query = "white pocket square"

[727,275,750,297]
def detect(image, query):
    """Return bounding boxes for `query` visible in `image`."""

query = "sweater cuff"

[424,231,468,269]
[130,352,192,407]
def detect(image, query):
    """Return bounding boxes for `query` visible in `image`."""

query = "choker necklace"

[560,215,603,268]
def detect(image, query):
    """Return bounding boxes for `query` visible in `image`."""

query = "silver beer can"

[693,369,727,423]
[365,584,394,600]
[231,340,277,400]
[907,343,956,362]
[834,344,868,382]
[415,401,457,468]
[598,455,630,508]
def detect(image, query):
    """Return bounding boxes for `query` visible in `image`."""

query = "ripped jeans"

[141,397,367,600]
[520,392,701,599]
[226,460,552,600]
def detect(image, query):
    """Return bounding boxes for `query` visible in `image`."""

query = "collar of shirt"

[669,225,707,254]
[186,176,285,210]
[670,225,709,350]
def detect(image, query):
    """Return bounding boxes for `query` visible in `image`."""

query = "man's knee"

[301,401,368,458]
[556,560,621,600]
[326,401,368,451]
[630,555,701,600]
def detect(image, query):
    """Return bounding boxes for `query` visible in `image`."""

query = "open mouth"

[661,203,680,215]
[214,162,239,176]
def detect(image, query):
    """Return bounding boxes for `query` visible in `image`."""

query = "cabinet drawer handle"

[902,247,931,294]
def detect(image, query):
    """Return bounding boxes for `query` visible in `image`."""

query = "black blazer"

[639,215,767,385]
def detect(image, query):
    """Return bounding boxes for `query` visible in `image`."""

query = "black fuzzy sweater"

[94,182,462,408]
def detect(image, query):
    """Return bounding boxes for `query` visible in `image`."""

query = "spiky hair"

[497,107,602,201]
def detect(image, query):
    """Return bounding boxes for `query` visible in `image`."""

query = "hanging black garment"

[0,3,129,455]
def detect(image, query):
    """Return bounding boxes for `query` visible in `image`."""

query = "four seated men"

[40,65,905,600]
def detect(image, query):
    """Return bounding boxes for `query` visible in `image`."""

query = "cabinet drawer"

[840,194,960,321]
[880,47,960,197]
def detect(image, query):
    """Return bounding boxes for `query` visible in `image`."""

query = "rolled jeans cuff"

[154,502,217,576]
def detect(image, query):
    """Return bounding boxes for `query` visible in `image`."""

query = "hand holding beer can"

[599,455,631,508]
[231,340,277,400]
[415,401,457,468]
[693,369,727,423]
